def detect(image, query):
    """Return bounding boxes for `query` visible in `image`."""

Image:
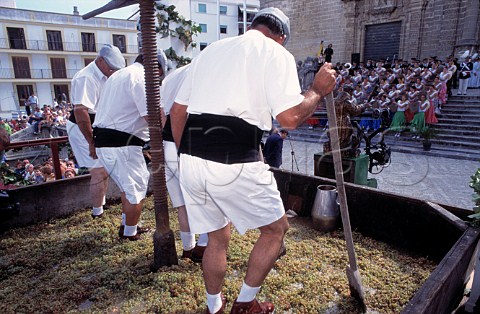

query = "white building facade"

[0,1,260,118]
[189,0,259,57]
[0,6,138,118]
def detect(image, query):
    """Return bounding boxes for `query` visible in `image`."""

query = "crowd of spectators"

[28,102,71,135]
[10,157,79,185]
[0,101,71,137]
[302,55,478,138]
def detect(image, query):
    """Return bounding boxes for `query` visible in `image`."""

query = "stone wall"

[261,0,479,63]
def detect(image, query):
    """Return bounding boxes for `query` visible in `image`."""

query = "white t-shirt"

[160,64,190,115]
[175,29,304,131]
[71,61,107,114]
[93,63,149,141]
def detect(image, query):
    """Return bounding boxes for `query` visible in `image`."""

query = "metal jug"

[311,185,340,232]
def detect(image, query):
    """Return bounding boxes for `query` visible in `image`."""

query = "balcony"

[0,68,80,80]
[0,38,138,54]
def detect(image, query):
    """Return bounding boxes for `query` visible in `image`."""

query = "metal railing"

[0,68,81,79]
[8,136,69,180]
[0,38,138,54]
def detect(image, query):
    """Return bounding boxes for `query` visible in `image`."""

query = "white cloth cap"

[98,44,125,70]
[252,7,290,46]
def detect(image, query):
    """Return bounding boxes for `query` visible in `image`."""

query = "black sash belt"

[162,115,174,143]
[93,127,146,148]
[178,114,263,164]
[69,108,96,125]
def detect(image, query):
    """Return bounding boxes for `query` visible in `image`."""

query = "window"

[84,58,95,67]
[198,3,206,13]
[46,30,63,51]
[113,34,126,53]
[81,32,96,52]
[12,56,31,78]
[219,6,227,15]
[50,58,67,78]
[16,85,34,108]
[54,85,69,103]
[220,25,227,34]
[7,27,26,50]
[200,43,208,51]
[199,24,208,33]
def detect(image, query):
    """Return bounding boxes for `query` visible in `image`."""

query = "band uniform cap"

[252,7,290,46]
[98,44,125,70]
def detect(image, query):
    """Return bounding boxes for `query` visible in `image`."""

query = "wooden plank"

[426,201,468,232]
[402,227,480,314]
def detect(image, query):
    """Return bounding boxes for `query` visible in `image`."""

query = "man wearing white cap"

[93,51,168,241]
[67,44,125,219]
[170,7,336,314]
[160,64,209,262]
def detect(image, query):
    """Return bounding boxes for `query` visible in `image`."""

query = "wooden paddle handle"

[324,92,359,270]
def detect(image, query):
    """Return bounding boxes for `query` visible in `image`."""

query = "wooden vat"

[273,169,479,314]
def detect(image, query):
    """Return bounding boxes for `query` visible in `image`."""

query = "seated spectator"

[14,160,25,176]
[34,167,44,183]
[29,106,43,134]
[66,160,78,174]
[24,163,35,182]
[41,165,55,182]
[38,106,53,133]
[64,168,76,179]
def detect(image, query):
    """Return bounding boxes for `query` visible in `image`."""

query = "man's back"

[175,29,303,131]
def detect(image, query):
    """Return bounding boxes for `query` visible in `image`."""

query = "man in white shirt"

[170,8,336,314]
[67,44,125,219]
[26,93,38,116]
[160,64,209,261]
[93,51,167,241]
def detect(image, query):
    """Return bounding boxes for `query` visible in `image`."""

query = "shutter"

[364,22,401,62]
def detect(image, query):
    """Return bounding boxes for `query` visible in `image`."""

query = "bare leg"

[89,167,108,208]
[203,224,231,294]
[244,215,289,287]
[121,193,143,226]
[177,205,190,232]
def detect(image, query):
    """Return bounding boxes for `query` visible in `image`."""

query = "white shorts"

[164,141,185,207]
[96,146,150,205]
[67,120,103,169]
[179,154,285,235]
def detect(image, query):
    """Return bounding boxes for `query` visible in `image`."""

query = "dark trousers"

[25,105,31,116]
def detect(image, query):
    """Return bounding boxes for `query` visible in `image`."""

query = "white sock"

[102,196,106,206]
[121,213,126,226]
[92,206,103,216]
[197,233,209,247]
[237,282,260,302]
[206,292,222,314]
[123,224,137,236]
[180,232,196,250]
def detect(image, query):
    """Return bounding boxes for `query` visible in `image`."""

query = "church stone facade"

[261,0,479,63]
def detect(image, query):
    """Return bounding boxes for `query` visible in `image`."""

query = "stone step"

[448,95,480,101]
[436,118,480,126]
[431,128,480,137]
[434,123,480,131]
[383,134,480,149]
[437,113,480,120]
[442,104,480,109]
[388,144,480,161]
[436,133,480,142]
[437,110,480,118]
[288,135,480,161]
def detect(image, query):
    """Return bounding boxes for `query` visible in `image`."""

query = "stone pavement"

[280,139,479,210]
